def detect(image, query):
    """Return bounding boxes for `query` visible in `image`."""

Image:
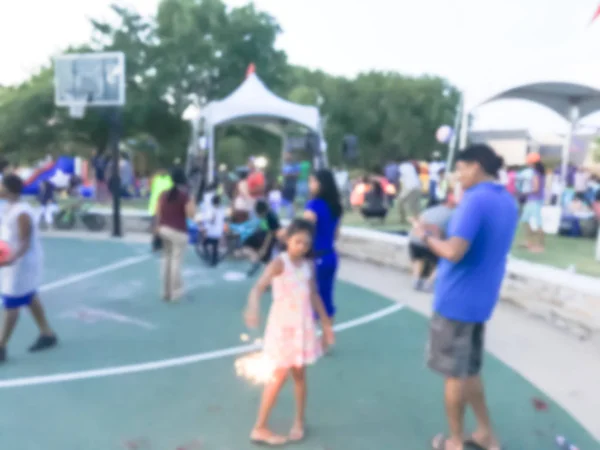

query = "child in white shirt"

[203,194,226,266]
[0,174,58,362]
[200,183,217,218]
[268,183,282,215]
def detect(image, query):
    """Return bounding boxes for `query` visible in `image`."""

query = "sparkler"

[235,334,273,385]
[235,351,276,385]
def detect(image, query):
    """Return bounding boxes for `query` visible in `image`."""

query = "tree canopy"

[0,0,460,171]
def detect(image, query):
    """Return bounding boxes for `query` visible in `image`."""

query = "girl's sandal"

[431,434,459,450]
[250,429,287,446]
[289,425,305,442]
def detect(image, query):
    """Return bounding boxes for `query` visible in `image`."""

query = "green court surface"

[0,237,596,450]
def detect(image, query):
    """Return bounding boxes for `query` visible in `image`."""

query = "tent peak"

[201,67,321,133]
[246,63,256,78]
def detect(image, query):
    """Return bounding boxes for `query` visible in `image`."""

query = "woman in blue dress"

[303,169,343,321]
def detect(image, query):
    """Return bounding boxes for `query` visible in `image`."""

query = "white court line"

[39,255,151,293]
[0,303,404,389]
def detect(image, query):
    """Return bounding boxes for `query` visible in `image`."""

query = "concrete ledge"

[89,208,152,233]
[87,208,600,338]
[335,227,600,340]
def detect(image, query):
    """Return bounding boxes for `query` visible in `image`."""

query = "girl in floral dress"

[244,218,335,446]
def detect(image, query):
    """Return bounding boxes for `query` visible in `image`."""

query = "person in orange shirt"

[246,158,266,200]
[350,176,370,208]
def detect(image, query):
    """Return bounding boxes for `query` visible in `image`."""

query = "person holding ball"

[0,174,57,363]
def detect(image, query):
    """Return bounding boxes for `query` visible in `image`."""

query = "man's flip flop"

[464,437,503,450]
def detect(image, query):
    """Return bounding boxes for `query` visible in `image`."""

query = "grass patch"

[342,209,600,278]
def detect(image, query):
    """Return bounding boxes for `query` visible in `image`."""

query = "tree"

[89,0,291,164]
[288,85,319,106]
[153,0,289,165]
[91,4,188,159]
[0,68,57,160]
[281,65,461,169]
[283,69,460,168]
[0,0,461,173]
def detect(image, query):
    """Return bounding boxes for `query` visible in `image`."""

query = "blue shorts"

[315,252,338,318]
[2,291,36,309]
[521,200,543,229]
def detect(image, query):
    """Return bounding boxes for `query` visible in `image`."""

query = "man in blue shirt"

[412,144,517,450]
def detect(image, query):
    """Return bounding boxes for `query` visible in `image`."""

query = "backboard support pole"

[108,108,123,237]
[54,51,126,237]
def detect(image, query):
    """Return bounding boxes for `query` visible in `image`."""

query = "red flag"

[246,63,256,77]
[590,4,600,25]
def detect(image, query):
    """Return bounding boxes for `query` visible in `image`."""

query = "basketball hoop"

[68,102,87,119]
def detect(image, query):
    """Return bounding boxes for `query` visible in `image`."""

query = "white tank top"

[0,202,43,296]
[204,206,226,239]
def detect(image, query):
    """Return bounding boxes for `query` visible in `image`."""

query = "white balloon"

[436,125,453,144]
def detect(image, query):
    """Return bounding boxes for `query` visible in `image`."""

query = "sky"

[2,0,600,133]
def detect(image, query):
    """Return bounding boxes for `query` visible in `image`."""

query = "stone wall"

[121,214,153,233]
[337,228,412,270]
[336,227,600,340]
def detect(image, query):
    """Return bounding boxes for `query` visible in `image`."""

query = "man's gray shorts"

[427,313,485,378]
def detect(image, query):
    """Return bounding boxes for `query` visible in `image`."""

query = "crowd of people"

[341,151,449,223]
[0,142,595,449]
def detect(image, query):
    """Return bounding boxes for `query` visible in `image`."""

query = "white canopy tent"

[460,79,600,181]
[459,79,600,261]
[185,71,324,181]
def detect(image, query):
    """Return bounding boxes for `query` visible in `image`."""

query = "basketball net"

[68,102,86,119]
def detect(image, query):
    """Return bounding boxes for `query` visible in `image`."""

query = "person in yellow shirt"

[148,167,175,251]
[148,167,174,218]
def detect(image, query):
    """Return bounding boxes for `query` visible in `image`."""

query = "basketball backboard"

[54,52,126,108]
